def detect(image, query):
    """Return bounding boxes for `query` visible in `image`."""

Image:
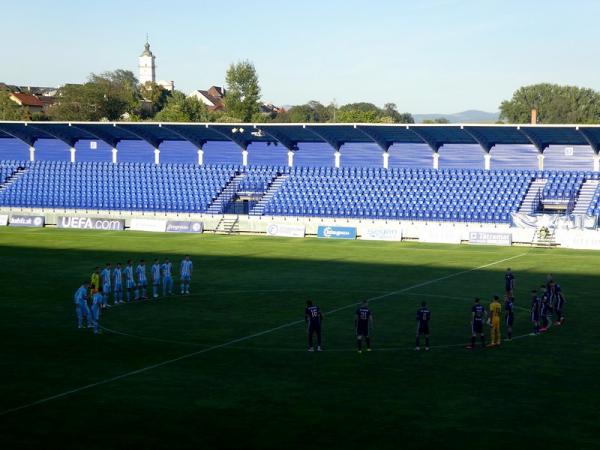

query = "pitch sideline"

[0,252,527,417]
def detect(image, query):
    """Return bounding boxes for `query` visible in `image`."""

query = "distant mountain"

[413,110,500,124]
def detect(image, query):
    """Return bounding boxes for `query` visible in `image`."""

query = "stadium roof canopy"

[1,121,600,153]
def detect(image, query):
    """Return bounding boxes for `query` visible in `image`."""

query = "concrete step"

[249,174,289,216]
[0,167,28,191]
[518,179,547,214]
[572,180,599,215]
[207,173,246,214]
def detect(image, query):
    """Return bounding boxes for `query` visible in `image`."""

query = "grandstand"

[2,122,600,248]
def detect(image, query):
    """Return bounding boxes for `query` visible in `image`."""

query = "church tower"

[138,39,156,85]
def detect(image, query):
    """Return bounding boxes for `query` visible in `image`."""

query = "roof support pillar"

[242,149,249,167]
[537,153,544,171]
[382,151,390,170]
[334,151,341,168]
[29,146,35,162]
[432,152,439,170]
[70,147,76,163]
[112,148,118,164]
[70,124,120,150]
[408,126,443,154]
[154,148,160,165]
[304,125,343,152]
[462,126,494,154]
[287,150,294,168]
[355,125,392,153]
[255,126,297,152]
[593,153,599,172]
[484,153,491,171]
[577,128,600,155]
[197,148,204,165]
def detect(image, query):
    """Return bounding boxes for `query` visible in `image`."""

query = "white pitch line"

[0,252,527,417]
[323,252,529,314]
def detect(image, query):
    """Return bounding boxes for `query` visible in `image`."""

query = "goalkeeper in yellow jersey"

[90,266,101,291]
[488,295,502,347]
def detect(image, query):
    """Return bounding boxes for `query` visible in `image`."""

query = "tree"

[422,118,449,124]
[223,60,261,122]
[49,70,142,121]
[499,83,600,124]
[272,101,413,123]
[337,105,379,123]
[382,103,414,123]
[88,70,141,120]
[154,91,210,122]
[0,91,24,120]
[47,83,101,121]
[140,82,170,118]
[335,102,414,123]
[281,101,332,123]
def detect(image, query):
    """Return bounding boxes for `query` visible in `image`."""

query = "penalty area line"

[0,252,527,417]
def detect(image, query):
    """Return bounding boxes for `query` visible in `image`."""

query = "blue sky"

[2,0,599,113]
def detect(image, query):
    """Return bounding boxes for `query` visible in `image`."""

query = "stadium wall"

[3,207,600,250]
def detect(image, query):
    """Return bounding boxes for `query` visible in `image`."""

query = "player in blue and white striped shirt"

[180,255,193,295]
[151,258,161,299]
[161,257,173,296]
[113,262,124,304]
[100,262,112,309]
[74,281,90,329]
[136,259,148,300]
[123,260,136,303]
[90,288,103,334]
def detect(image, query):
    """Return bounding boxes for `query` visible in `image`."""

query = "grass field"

[0,228,599,450]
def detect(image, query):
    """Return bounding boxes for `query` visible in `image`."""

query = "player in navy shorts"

[504,295,515,340]
[530,289,541,335]
[539,295,550,332]
[504,268,515,296]
[415,301,431,351]
[355,300,373,353]
[467,298,487,349]
[305,300,323,352]
[553,284,566,325]
[540,283,552,316]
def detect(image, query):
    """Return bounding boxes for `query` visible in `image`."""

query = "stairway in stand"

[0,167,28,191]
[206,173,246,214]
[518,179,547,213]
[213,216,239,234]
[249,174,288,216]
[572,179,599,215]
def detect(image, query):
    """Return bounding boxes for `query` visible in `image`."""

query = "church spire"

[140,36,153,57]
[138,36,156,84]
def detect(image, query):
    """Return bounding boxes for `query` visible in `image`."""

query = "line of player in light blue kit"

[74,281,99,332]
[74,255,193,332]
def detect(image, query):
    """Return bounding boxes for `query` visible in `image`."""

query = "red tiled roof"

[10,92,44,107]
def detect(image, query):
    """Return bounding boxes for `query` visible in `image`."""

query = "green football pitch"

[0,228,598,450]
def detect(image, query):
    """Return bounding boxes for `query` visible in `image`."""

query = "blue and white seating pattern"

[0,161,27,186]
[542,171,584,201]
[0,161,235,212]
[3,160,600,222]
[237,165,281,194]
[263,167,532,223]
[586,188,600,216]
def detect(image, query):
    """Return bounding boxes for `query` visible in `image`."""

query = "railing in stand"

[533,188,542,214]
[565,191,577,215]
